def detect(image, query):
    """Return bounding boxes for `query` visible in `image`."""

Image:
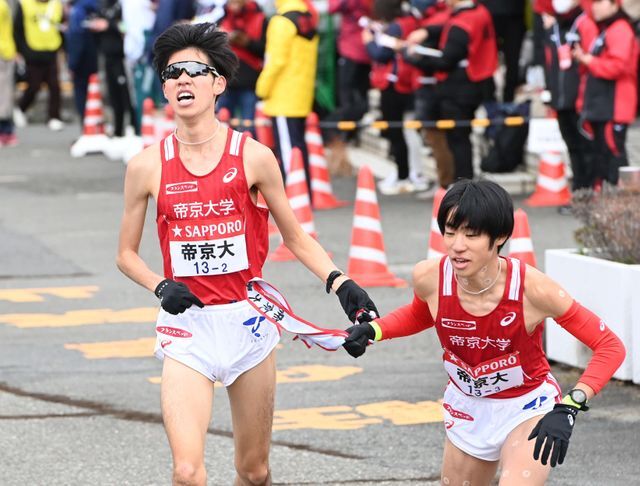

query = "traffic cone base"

[70,73,107,157]
[525,151,571,207]
[346,165,406,288]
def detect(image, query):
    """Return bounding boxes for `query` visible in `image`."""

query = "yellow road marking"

[0,307,157,328]
[273,400,443,430]
[147,364,360,386]
[0,286,100,303]
[356,400,443,425]
[65,338,156,359]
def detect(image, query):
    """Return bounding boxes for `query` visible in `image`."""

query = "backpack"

[480,101,530,174]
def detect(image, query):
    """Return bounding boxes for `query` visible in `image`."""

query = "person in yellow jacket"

[13,0,65,131]
[0,0,18,146]
[255,0,318,195]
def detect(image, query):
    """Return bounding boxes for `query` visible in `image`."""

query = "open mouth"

[177,90,195,105]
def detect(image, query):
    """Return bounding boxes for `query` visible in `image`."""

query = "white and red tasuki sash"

[246,278,349,351]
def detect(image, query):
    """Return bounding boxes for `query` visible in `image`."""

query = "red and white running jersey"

[156,128,269,304]
[435,256,551,399]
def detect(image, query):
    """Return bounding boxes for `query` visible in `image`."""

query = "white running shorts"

[154,300,280,386]
[442,377,561,461]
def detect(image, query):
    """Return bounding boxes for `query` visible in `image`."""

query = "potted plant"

[544,185,640,384]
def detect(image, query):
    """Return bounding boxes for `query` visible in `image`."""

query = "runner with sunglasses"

[342,179,626,485]
[116,22,378,486]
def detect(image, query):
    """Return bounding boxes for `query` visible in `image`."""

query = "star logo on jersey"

[500,312,517,327]
[223,167,238,183]
[172,225,182,237]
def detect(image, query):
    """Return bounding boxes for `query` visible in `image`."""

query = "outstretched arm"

[244,138,378,321]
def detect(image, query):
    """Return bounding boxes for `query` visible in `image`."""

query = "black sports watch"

[563,388,590,411]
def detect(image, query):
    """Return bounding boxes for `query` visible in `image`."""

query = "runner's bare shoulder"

[124,144,162,196]
[412,259,440,300]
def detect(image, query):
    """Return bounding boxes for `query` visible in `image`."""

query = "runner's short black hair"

[153,23,239,83]
[437,179,514,252]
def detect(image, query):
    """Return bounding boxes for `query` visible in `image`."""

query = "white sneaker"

[48,118,65,131]
[13,108,27,128]
[410,173,431,192]
[378,179,416,195]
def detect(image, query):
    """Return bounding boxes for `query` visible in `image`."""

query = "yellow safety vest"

[20,0,63,52]
[0,0,16,60]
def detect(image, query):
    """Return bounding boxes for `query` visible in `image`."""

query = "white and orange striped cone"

[508,208,537,268]
[427,187,448,259]
[255,102,274,149]
[346,166,407,287]
[305,112,349,210]
[70,73,109,157]
[525,151,571,207]
[158,103,176,140]
[141,98,156,149]
[268,147,323,261]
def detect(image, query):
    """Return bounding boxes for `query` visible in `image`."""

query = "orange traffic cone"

[508,208,537,268]
[346,166,407,287]
[305,112,349,210]
[254,102,274,149]
[158,103,175,140]
[268,148,320,261]
[525,151,571,207]
[427,187,448,259]
[70,73,108,157]
[141,98,156,148]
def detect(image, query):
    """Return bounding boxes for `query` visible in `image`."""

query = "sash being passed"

[246,278,348,351]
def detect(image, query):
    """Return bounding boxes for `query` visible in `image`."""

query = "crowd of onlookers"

[1,0,639,200]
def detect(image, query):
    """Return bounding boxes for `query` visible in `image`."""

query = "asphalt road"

[0,125,638,485]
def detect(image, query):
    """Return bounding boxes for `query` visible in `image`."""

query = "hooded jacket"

[255,0,319,117]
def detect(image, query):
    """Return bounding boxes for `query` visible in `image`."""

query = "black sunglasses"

[160,61,220,82]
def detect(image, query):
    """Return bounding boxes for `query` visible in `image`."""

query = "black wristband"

[154,279,171,299]
[325,270,344,294]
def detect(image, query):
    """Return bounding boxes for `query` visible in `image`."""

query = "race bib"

[168,216,248,277]
[443,349,524,397]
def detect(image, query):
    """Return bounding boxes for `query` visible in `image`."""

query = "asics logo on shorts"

[160,340,172,349]
[522,395,548,410]
[243,316,265,337]
[500,312,517,327]
[223,168,238,183]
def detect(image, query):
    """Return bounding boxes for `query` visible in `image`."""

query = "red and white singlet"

[435,256,552,399]
[156,129,269,304]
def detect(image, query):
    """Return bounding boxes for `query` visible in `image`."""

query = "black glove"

[154,279,204,315]
[335,280,379,323]
[527,403,579,467]
[343,322,375,358]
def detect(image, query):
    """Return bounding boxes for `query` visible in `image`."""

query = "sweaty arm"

[526,269,626,397]
[244,138,347,286]
[116,148,164,292]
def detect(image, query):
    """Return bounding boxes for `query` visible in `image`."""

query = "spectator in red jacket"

[574,0,638,186]
[324,0,372,176]
[217,0,267,133]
